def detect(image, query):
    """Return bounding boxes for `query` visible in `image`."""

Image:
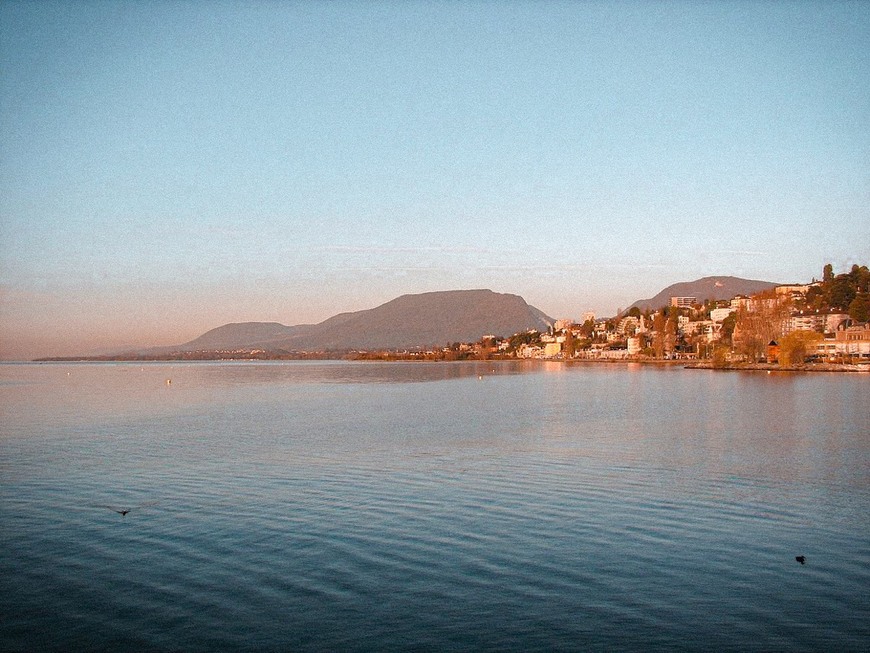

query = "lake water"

[1,361,868,652]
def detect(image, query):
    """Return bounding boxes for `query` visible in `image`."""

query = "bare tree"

[732,291,791,362]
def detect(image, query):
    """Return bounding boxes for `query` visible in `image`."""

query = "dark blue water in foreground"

[1,361,868,652]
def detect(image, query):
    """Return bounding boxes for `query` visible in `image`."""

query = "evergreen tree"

[849,292,870,323]
[827,275,857,311]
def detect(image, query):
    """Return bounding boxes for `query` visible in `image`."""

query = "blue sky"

[1,0,868,358]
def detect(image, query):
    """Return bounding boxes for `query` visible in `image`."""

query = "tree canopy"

[805,263,870,319]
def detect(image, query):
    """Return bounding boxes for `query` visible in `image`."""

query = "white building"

[836,322,870,357]
[776,283,817,300]
[517,344,544,359]
[710,307,735,323]
[808,324,870,360]
[785,314,825,334]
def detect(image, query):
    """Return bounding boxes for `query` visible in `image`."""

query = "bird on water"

[100,501,158,516]
[795,555,806,565]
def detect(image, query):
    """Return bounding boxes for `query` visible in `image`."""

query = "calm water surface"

[1,361,868,651]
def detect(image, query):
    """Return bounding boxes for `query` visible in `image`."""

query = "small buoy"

[165,379,171,385]
[795,555,806,565]
[478,375,483,380]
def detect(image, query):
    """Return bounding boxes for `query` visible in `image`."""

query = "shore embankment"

[685,362,870,373]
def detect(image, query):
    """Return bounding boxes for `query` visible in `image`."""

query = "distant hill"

[163,289,552,353]
[627,276,780,313]
[177,322,311,351]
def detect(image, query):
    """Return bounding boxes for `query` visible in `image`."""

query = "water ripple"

[2,362,868,652]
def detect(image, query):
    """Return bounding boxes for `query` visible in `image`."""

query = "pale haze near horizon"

[1,1,868,360]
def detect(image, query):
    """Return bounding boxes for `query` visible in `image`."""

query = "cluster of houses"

[498,284,870,363]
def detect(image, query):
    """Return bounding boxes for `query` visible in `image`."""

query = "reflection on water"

[1,362,868,652]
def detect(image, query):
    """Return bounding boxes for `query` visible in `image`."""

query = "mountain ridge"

[157,289,553,354]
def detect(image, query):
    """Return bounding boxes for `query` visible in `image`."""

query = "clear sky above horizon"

[1,0,869,359]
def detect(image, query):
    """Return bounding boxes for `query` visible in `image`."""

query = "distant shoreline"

[21,356,870,373]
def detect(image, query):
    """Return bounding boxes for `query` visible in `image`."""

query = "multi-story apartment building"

[710,307,735,323]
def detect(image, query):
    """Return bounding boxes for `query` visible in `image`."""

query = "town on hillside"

[363,263,870,367]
